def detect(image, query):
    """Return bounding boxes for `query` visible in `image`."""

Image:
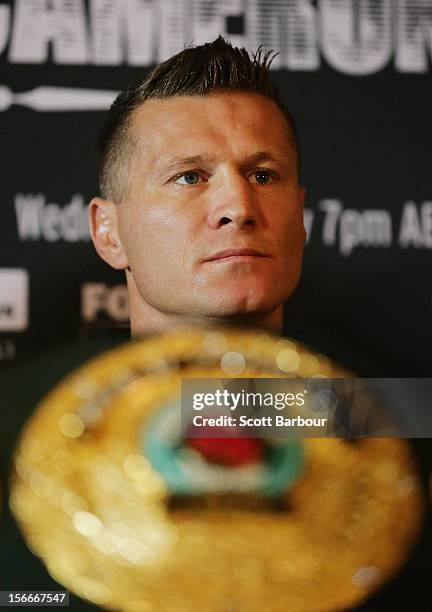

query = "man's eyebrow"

[243,151,291,166]
[159,151,292,174]
[160,154,214,174]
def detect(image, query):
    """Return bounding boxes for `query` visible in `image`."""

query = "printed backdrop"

[1,0,431,375]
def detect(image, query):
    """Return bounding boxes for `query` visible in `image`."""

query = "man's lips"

[203,249,269,262]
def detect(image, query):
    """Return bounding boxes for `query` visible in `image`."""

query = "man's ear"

[299,186,307,242]
[299,185,306,208]
[88,197,129,270]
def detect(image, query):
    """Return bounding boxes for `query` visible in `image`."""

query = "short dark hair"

[99,36,300,202]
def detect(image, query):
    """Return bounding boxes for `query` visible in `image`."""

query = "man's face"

[115,91,305,320]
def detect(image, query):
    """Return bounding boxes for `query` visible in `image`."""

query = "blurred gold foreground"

[10,328,423,612]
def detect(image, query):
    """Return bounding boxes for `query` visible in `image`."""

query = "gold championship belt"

[10,329,423,611]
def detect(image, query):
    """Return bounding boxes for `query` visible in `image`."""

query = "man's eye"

[174,172,202,185]
[251,170,275,185]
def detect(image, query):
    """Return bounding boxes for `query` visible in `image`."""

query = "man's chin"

[193,290,283,319]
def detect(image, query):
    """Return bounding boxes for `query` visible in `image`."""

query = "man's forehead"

[128,92,296,164]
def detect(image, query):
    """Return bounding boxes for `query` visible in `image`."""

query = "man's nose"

[207,171,259,230]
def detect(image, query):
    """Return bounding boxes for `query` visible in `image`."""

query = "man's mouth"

[203,249,269,262]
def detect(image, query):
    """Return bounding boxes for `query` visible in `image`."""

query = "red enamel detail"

[187,434,264,467]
